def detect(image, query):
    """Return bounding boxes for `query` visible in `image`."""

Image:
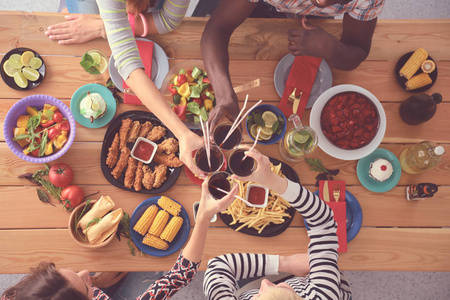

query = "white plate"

[309,84,386,161]
[274,54,333,108]
[108,38,169,92]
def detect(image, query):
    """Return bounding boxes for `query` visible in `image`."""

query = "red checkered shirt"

[248,0,385,21]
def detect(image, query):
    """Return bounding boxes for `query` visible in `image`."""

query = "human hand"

[279,253,310,277]
[197,177,238,221]
[178,131,206,178]
[207,97,240,133]
[45,14,104,45]
[287,17,339,58]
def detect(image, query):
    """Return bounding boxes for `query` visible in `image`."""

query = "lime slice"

[14,72,28,88]
[22,67,40,81]
[260,126,273,136]
[96,56,108,74]
[91,101,101,111]
[261,111,278,128]
[30,57,42,69]
[293,131,310,144]
[3,60,20,77]
[8,54,23,69]
[88,51,102,65]
[21,51,35,67]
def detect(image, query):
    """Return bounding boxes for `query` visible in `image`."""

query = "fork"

[288,88,303,114]
[333,182,341,202]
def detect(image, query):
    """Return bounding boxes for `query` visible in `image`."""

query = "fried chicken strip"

[119,118,133,149]
[138,121,153,138]
[146,126,166,142]
[153,153,184,168]
[124,157,138,189]
[127,120,141,143]
[134,161,144,192]
[156,138,179,155]
[111,147,131,179]
[153,164,167,188]
[142,165,154,190]
[106,133,120,168]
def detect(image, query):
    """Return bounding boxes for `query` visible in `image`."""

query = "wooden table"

[1,11,449,273]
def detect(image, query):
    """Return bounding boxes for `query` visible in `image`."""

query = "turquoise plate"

[357,148,401,193]
[70,83,117,128]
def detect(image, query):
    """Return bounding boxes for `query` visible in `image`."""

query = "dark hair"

[2,262,89,300]
[126,0,157,16]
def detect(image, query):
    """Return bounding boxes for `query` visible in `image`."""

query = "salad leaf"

[193,115,200,124]
[190,84,203,99]
[187,102,200,115]
[199,106,208,122]
[272,120,279,134]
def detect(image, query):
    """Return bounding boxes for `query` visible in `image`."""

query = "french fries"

[221,163,291,234]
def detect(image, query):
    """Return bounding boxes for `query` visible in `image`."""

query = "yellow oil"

[399,141,443,174]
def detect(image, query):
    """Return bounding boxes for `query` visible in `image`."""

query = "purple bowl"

[3,94,76,163]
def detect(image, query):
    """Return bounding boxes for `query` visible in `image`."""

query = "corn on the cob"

[405,73,432,91]
[133,205,158,235]
[149,210,169,236]
[158,196,181,216]
[160,216,183,242]
[142,234,169,250]
[399,48,428,79]
[421,60,436,73]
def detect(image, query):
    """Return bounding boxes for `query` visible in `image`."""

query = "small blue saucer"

[70,83,116,128]
[357,148,401,193]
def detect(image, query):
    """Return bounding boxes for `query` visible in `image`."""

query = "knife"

[292,91,303,115]
[323,181,330,202]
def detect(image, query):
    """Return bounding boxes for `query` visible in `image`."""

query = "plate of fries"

[219,157,299,237]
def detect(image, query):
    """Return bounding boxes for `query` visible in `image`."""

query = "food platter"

[219,157,298,237]
[394,51,438,93]
[130,196,190,257]
[100,111,181,193]
[0,47,46,91]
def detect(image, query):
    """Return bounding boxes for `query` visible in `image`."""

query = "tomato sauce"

[248,186,266,205]
[134,140,154,161]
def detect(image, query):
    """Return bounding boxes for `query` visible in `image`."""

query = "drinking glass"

[213,122,242,151]
[194,145,225,174]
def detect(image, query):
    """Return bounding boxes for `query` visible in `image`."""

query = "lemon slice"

[258,127,272,140]
[8,54,23,69]
[250,124,259,139]
[91,101,101,111]
[96,56,108,74]
[14,72,28,88]
[88,51,102,64]
[21,51,35,67]
[261,111,278,128]
[3,61,20,77]
[260,126,273,136]
[30,57,43,69]
[22,67,40,81]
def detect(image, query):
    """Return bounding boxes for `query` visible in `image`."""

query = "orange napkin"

[319,180,347,253]
[123,40,154,105]
[278,56,322,118]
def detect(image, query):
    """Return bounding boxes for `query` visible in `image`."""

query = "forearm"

[182,217,210,263]
[325,39,368,71]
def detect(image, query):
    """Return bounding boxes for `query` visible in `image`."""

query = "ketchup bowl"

[309,84,386,160]
[245,184,269,208]
[131,137,158,164]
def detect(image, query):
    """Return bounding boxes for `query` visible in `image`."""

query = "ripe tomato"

[48,127,61,140]
[49,163,74,188]
[61,185,84,210]
[56,120,70,131]
[52,112,63,123]
[177,74,188,85]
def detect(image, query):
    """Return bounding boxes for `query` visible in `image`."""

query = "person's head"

[251,279,304,300]
[126,0,157,15]
[310,0,352,8]
[2,262,92,300]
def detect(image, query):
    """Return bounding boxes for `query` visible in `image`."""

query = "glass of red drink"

[213,122,242,151]
[208,171,232,200]
[229,148,256,177]
[194,145,225,174]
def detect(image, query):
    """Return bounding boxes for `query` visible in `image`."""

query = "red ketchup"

[248,186,266,205]
[134,140,154,161]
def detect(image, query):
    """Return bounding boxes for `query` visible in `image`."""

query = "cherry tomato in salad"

[177,74,188,85]
[173,105,187,121]
[192,98,202,106]
[48,127,61,140]
[202,78,211,84]
[56,120,70,131]
[61,185,85,210]
[52,112,63,123]
[30,147,40,157]
[41,120,55,128]
[49,163,74,188]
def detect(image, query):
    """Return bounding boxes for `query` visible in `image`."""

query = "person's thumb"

[302,17,316,30]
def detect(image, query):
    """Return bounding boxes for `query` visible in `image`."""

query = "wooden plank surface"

[1,228,449,273]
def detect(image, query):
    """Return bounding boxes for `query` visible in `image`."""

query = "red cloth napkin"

[278,56,322,118]
[319,180,347,253]
[123,40,154,105]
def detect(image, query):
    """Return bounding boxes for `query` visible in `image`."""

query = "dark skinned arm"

[200,0,257,129]
[288,14,377,71]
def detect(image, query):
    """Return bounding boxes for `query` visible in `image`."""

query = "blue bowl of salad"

[160,60,215,129]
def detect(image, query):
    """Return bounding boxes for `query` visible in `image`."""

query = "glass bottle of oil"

[399,141,445,174]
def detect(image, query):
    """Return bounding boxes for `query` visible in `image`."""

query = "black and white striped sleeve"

[203,253,279,299]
